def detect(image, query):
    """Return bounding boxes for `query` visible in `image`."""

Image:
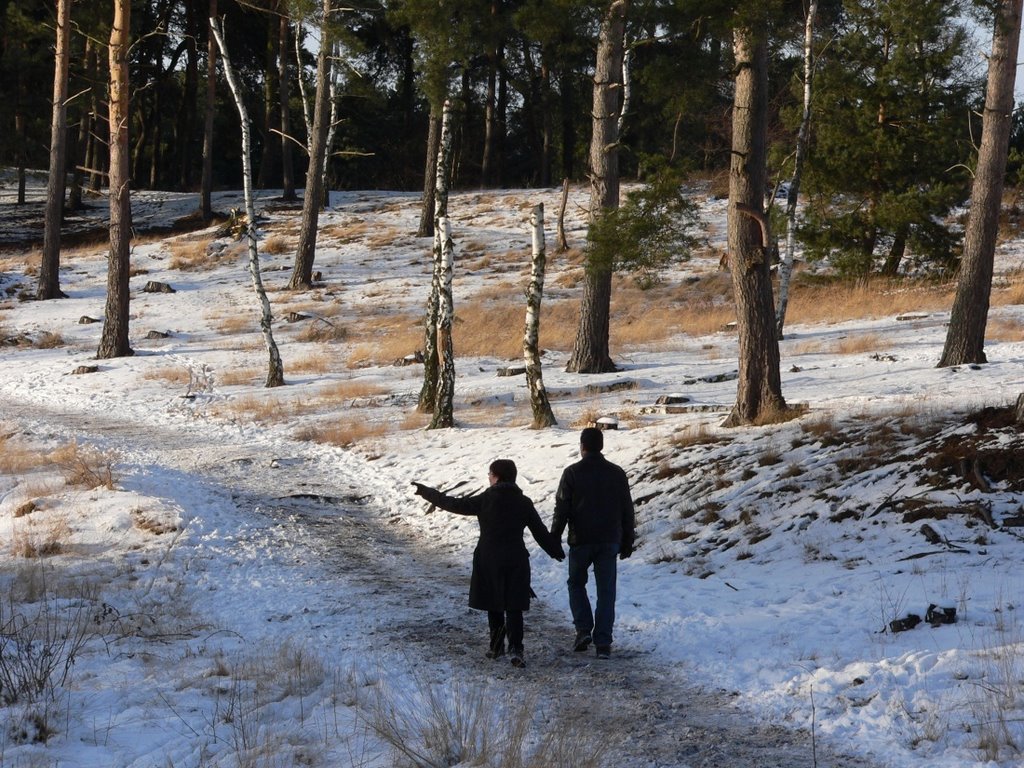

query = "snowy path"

[4,397,883,767]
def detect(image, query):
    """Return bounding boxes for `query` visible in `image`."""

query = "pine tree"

[800,0,977,276]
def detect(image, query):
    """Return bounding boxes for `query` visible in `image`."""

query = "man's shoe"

[573,631,592,652]
[510,646,525,667]
[486,644,506,659]
[595,645,611,659]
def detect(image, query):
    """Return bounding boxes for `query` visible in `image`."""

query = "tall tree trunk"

[566,0,627,374]
[481,36,498,187]
[939,0,1023,368]
[289,0,333,291]
[556,177,570,252]
[39,0,72,301]
[775,0,817,340]
[279,11,296,201]
[421,101,458,417]
[721,24,786,427]
[417,105,442,237]
[211,19,286,388]
[525,202,556,428]
[429,101,457,429]
[257,15,279,190]
[559,69,575,181]
[176,0,199,191]
[98,0,133,360]
[200,0,218,219]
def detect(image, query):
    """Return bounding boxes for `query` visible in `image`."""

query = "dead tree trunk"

[776,0,817,340]
[211,19,285,388]
[38,0,72,301]
[279,12,296,202]
[525,202,556,428]
[98,0,133,360]
[938,0,1023,368]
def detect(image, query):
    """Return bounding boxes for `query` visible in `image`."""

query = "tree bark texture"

[289,0,333,290]
[556,177,570,252]
[525,203,556,428]
[424,101,456,424]
[776,0,817,340]
[566,0,627,374]
[417,106,442,237]
[279,12,296,201]
[211,19,285,388]
[201,0,218,219]
[430,215,456,429]
[98,0,134,360]
[39,0,72,301]
[938,0,1023,368]
[722,25,786,427]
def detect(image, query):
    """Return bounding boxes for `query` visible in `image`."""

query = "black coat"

[552,452,635,550]
[419,481,563,611]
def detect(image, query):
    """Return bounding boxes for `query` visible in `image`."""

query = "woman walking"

[413,459,564,667]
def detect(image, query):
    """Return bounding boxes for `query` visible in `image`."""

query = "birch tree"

[566,0,628,374]
[38,0,72,301]
[722,21,787,427]
[98,0,133,360]
[289,0,333,290]
[211,17,285,388]
[938,0,1023,367]
[775,0,817,340]
[423,100,456,427]
[525,203,556,428]
[279,10,296,201]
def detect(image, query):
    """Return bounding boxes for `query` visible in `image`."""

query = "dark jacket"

[551,452,635,551]
[419,482,563,611]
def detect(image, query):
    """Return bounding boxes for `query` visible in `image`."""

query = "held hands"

[411,481,430,497]
[553,544,566,562]
[619,543,633,560]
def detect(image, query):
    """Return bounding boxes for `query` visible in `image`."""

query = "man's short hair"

[580,427,604,453]
[489,459,518,483]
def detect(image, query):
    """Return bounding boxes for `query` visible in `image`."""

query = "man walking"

[551,427,635,659]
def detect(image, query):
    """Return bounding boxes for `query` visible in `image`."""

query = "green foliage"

[586,161,703,287]
[799,0,978,276]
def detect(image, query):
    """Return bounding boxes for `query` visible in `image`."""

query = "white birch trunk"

[429,101,456,429]
[431,215,456,429]
[775,0,817,340]
[617,42,632,139]
[525,203,556,428]
[295,23,313,142]
[211,19,285,388]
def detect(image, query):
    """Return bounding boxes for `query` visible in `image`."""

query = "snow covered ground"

[1,173,1023,767]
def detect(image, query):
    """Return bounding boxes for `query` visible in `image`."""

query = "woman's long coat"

[420,482,562,611]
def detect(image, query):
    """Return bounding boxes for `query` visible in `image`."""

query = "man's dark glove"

[619,543,633,560]
[553,544,566,562]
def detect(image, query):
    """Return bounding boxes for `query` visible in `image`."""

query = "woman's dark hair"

[489,459,517,483]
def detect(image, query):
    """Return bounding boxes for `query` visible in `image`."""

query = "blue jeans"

[567,542,619,647]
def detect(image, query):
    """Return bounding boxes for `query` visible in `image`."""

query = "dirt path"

[5,400,883,768]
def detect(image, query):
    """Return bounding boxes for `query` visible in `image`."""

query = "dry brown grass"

[670,423,726,449]
[33,331,66,349]
[346,315,423,367]
[212,313,257,335]
[211,394,290,424]
[168,238,216,270]
[321,220,372,244]
[286,350,335,374]
[11,515,71,558]
[140,366,192,386]
[0,433,50,474]
[985,316,1024,342]
[317,380,389,402]
[217,366,262,387]
[785,277,953,324]
[48,441,116,489]
[832,333,889,355]
[294,418,389,446]
[261,233,292,255]
[131,508,181,535]
[296,318,347,342]
[993,275,1024,305]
